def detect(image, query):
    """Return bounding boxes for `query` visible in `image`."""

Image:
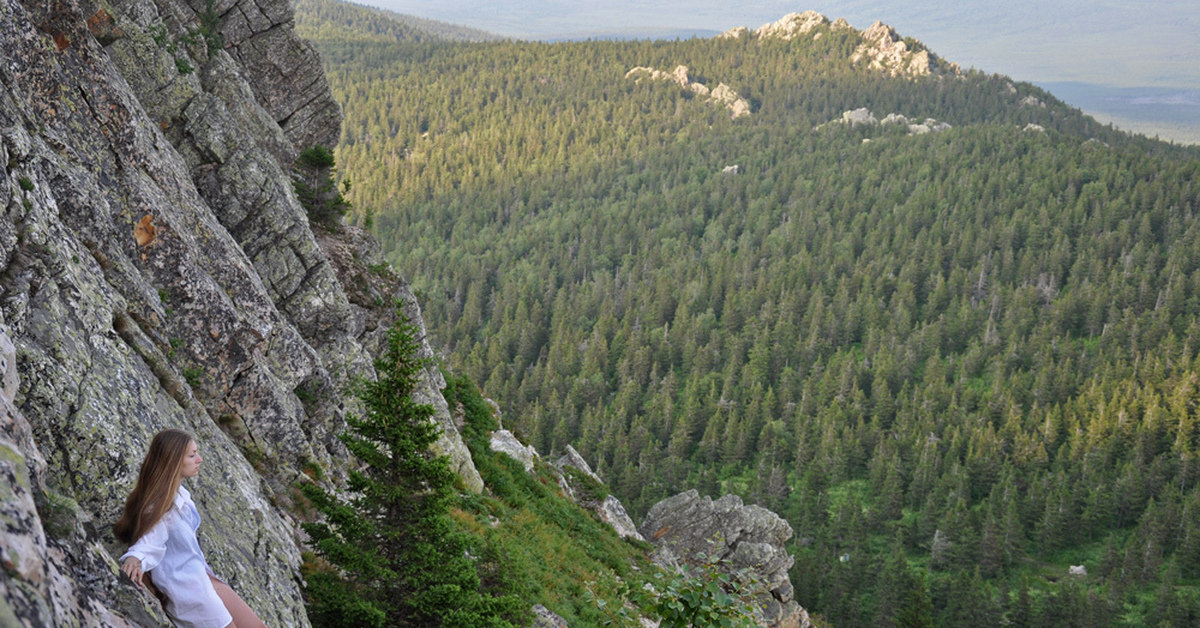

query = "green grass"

[445,372,654,627]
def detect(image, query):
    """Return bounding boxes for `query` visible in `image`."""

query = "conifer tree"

[300,318,520,628]
[293,145,352,228]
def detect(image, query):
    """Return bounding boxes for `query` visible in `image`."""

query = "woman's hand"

[121,556,144,587]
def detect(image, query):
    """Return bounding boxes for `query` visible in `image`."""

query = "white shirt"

[121,485,233,628]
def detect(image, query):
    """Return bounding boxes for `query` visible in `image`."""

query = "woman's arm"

[119,512,171,586]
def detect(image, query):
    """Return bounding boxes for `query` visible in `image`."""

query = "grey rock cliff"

[0,0,479,623]
[640,490,809,628]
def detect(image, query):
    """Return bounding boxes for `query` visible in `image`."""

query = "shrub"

[587,551,761,628]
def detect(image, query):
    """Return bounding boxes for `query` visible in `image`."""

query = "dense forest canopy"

[295,0,1200,625]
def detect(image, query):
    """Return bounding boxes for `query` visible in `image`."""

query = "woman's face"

[179,440,203,478]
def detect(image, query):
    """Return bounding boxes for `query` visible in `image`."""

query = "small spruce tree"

[300,317,520,628]
[292,145,351,229]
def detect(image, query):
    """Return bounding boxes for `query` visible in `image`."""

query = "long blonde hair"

[114,429,193,545]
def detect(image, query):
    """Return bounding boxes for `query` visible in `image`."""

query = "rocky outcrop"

[490,429,539,472]
[597,495,644,542]
[640,491,807,628]
[1021,94,1045,108]
[531,603,570,628]
[729,11,957,79]
[716,26,748,40]
[624,65,750,119]
[709,83,752,119]
[850,21,939,77]
[545,445,642,541]
[754,11,827,40]
[818,108,952,135]
[842,107,878,126]
[0,0,479,623]
[555,443,602,485]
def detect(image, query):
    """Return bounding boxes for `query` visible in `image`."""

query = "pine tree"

[300,318,521,628]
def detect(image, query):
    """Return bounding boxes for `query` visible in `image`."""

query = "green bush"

[587,552,760,628]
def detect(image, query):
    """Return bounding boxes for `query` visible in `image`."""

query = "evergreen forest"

[295,0,1200,625]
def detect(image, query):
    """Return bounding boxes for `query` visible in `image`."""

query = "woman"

[114,429,267,628]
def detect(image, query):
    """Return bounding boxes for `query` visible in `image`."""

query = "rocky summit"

[0,0,478,623]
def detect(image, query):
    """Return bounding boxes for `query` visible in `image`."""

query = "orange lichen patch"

[52,31,70,51]
[653,525,671,539]
[134,214,156,246]
[86,10,123,44]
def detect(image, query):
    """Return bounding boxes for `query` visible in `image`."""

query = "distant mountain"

[292,0,502,43]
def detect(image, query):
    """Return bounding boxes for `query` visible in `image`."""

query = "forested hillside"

[295,0,1200,625]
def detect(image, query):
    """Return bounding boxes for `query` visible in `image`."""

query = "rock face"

[0,0,479,623]
[850,21,934,77]
[624,65,751,119]
[490,429,539,472]
[640,491,807,628]
[755,11,828,40]
[597,495,644,542]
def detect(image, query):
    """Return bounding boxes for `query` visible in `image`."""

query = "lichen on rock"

[640,490,808,628]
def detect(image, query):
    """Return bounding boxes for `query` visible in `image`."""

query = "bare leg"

[210,575,267,628]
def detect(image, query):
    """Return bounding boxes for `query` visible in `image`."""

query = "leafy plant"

[586,552,760,628]
[182,366,202,388]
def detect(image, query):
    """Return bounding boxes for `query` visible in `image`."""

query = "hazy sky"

[361,1,1198,89]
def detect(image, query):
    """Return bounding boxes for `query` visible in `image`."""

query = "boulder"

[843,108,878,126]
[640,491,805,628]
[532,604,570,628]
[490,429,539,472]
